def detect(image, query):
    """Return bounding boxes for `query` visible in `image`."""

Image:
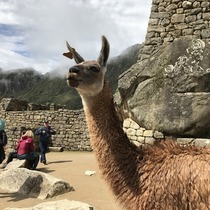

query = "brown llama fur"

[64,36,210,210]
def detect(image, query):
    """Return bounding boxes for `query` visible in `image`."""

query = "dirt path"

[0,151,122,210]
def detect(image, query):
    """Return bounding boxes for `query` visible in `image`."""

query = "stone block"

[145,137,155,145]
[201,29,210,38]
[130,121,140,129]
[174,23,188,30]
[132,141,141,147]
[123,118,131,128]
[0,168,73,199]
[177,138,194,145]
[4,199,93,210]
[194,138,210,147]
[136,129,144,136]
[182,1,192,9]
[154,131,164,139]
[137,136,145,144]
[143,130,154,137]
[48,147,63,152]
[130,136,137,141]
[182,29,194,36]
[4,159,27,171]
[126,128,136,136]
[171,14,185,23]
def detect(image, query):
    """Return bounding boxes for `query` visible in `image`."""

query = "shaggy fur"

[64,36,210,210]
[84,82,210,210]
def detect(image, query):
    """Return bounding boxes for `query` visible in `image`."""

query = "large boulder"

[3,159,28,170]
[4,199,93,210]
[116,38,210,137]
[0,168,73,199]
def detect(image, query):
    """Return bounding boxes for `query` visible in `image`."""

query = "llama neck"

[81,82,141,205]
[81,82,135,151]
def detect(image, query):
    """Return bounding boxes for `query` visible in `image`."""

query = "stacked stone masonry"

[0,97,210,151]
[123,118,210,148]
[0,108,91,152]
[141,0,210,60]
[1,106,210,152]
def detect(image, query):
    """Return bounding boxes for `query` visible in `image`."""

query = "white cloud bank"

[0,0,152,74]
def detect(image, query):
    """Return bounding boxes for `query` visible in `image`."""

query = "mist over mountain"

[0,44,140,109]
[0,68,42,97]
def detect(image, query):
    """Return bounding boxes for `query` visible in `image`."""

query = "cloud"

[0,0,152,74]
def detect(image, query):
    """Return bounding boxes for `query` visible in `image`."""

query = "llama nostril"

[69,66,79,73]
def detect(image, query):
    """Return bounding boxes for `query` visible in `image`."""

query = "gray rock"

[48,147,64,152]
[0,168,73,199]
[116,38,210,137]
[194,138,210,147]
[4,199,93,210]
[3,159,26,171]
[177,138,195,145]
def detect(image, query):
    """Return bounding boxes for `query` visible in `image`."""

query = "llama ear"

[97,35,110,67]
[63,41,85,64]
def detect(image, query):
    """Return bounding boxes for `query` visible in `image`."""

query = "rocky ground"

[0,151,122,210]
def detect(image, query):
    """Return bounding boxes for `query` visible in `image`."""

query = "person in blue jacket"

[35,121,56,165]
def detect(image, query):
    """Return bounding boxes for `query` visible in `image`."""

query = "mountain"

[0,44,141,109]
[0,68,42,98]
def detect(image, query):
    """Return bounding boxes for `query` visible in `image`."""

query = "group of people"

[0,120,56,170]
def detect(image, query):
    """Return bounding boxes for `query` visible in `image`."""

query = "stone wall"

[1,104,210,152]
[141,0,210,60]
[0,108,91,152]
[123,118,210,147]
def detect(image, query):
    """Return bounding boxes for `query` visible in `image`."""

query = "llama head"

[63,35,110,96]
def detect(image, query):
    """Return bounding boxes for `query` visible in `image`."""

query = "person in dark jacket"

[0,129,7,164]
[35,121,56,165]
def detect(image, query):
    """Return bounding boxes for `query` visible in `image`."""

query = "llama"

[63,36,210,210]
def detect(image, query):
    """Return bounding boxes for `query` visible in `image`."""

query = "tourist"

[3,129,27,168]
[16,130,39,170]
[0,119,7,164]
[35,121,56,165]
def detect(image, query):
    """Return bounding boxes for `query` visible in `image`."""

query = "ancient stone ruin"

[116,0,210,138]
[0,168,73,199]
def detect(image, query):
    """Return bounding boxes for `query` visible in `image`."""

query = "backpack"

[0,119,5,131]
[0,130,7,146]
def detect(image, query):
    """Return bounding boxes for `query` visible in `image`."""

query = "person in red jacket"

[2,129,26,168]
[16,130,39,170]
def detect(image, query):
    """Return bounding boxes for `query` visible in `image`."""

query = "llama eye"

[89,66,100,73]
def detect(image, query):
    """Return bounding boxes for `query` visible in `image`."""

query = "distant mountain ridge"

[0,44,141,109]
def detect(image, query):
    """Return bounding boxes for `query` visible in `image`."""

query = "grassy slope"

[0,44,140,109]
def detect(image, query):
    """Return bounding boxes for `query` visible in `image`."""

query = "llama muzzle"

[66,73,80,87]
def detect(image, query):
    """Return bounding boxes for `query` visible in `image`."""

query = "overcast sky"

[0,0,152,74]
